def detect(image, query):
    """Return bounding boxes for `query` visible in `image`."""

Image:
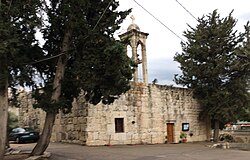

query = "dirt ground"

[3,153,30,160]
[6,142,250,160]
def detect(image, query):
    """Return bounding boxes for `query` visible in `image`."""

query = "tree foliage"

[7,111,18,131]
[174,10,250,124]
[0,0,42,158]
[0,0,42,90]
[1,0,133,156]
[32,0,133,113]
[29,0,133,155]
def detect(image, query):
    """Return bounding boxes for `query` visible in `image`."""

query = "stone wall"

[222,130,250,143]
[51,83,210,145]
[18,91,45,132]
[52,97,89,143]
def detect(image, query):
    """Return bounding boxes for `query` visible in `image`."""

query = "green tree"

[234,30,250,121]
[31,0,133,155]
[0,0,41,158]
[7,111,18,132]
[174,10,250,141]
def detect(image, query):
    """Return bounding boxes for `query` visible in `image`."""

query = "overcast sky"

[116,0,250,86]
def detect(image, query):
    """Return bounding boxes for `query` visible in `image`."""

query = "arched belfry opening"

[119,15,149,84]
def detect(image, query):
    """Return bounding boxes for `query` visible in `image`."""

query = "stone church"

[18,20,211,145]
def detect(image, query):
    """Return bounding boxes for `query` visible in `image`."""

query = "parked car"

[8,127,39,143]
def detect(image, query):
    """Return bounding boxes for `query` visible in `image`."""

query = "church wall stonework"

[18,92,45,132]
[18,84,210,145]
[48,83,210,145]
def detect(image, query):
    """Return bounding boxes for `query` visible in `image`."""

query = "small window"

[115,118,124,133]
[182,123,190,131]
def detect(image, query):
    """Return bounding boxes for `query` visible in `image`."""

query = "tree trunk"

[0,56,8,159]
[5,139,10,149]
[31,112,56,155]
[31,30,71,156]
[6,112,10,149]
[213,119,220,142]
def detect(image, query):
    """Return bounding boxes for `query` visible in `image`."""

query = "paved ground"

[10,142,250,160]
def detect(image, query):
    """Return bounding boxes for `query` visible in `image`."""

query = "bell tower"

[119,16,149,84]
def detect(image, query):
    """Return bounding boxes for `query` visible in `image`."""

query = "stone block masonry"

[18,83,210,145]
[49,83,210,145]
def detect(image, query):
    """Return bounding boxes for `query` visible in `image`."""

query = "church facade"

[18,20,211,145]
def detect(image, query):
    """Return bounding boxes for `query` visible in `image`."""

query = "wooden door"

[167,123,174,143]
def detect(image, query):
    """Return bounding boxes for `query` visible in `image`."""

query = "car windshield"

[16,128,25,133]
[12,128,34,133]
